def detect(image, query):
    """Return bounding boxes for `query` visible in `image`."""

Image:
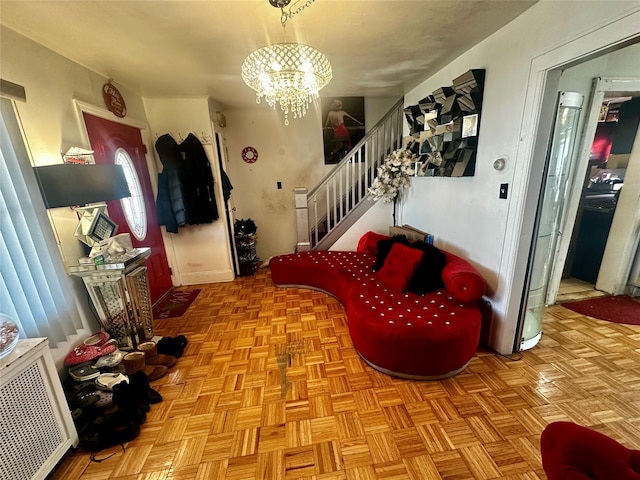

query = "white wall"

[330,200,394,251]
[557,44,640,94]
[400,1,640,353]
[223,106,327,260]
[365,96,400,132]
[223,96,401,260]
[143,98,234,285]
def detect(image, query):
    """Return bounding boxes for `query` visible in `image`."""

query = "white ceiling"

[0,0,537,109]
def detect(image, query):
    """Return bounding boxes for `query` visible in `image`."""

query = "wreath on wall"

[242,146,258,163]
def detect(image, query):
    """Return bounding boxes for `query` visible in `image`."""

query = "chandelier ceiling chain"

[275,0,318,28]
[243,0,331,125]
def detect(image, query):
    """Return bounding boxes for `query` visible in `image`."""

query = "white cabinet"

[0,338,78,480]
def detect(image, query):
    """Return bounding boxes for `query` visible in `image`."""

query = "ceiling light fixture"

[241,0,332,125]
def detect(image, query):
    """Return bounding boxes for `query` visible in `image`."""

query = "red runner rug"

[153,289,201,320]
[562,295,640,326]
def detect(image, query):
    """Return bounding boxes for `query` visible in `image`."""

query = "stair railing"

[296,98,405,251]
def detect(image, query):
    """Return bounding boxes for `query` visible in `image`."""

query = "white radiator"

[0,338,78,480]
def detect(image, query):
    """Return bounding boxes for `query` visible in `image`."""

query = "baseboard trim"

[180,269,234,285]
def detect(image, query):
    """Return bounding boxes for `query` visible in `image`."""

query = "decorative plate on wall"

[102,81,127,118]
[242,146,258,163]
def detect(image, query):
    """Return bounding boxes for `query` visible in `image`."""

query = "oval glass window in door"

[115,147,147,240]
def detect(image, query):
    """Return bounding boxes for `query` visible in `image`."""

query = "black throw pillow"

[407,243,447,295]
[372,235,410,271]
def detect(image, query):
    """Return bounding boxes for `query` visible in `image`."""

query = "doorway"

[548,85,640,306]
[215,132,239,276]
[558,95,640,302]
[518,73,640,352]
[82,112,173,304]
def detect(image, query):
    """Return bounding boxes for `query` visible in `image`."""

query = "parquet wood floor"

[50,268,640,479]
[556,277,608,303]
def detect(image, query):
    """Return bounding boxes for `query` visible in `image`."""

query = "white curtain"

[0,98,83,347]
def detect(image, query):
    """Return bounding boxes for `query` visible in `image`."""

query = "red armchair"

[541,422,640,480]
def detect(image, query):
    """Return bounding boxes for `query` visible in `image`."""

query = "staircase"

[295,98,405,251]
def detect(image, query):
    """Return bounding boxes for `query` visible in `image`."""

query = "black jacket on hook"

[155,132,219,232]
[155,134,187,233]
[179,133,219,224]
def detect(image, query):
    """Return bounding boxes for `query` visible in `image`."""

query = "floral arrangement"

[368,149,417,202]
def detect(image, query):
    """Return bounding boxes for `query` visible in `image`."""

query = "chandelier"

[241,0,332,125]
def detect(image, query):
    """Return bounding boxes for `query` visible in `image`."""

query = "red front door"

[83,112,172,304]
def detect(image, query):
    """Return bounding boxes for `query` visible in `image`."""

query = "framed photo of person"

[321,97,365,164]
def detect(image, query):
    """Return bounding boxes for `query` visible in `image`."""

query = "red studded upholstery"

[269,234,486,379]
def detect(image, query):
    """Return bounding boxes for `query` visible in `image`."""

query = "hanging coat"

[179,133,219,224]
[221,170,233,202]
[155,134,188,233]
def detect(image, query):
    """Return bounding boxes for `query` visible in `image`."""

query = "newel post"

[294,187,310,252]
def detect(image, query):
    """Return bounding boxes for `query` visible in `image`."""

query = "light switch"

[499,183,508,199]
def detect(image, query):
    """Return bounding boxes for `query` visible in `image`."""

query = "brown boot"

[122,351,167,382]
[137,342,177,369]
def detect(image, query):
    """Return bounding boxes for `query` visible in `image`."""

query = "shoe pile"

[62,332,188,453]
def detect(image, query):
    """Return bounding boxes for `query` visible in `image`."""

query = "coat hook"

[200,131,212,144]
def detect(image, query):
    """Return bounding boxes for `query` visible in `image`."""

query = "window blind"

[0,98,83,347]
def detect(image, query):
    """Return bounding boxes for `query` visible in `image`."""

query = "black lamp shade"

[33,163,131,208]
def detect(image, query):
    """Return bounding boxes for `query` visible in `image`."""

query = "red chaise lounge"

[269,231,486,379]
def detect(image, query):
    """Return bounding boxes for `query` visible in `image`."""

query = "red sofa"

[541,422,640,479]
[269,232,486,379]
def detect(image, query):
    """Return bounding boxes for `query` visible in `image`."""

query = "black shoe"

[112,381,148,423]
[66,390,100,409]
[157,335,188,358]
[80,417,140,452]
[129,371,163,407]
[175,335,188,351]
[64,377,97,395]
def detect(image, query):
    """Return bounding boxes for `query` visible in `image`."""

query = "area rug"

[153,289,201,320]
[562,295,640,326]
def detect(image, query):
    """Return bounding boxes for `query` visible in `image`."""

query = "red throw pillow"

[372,235,410,271]
[376,242,423,293]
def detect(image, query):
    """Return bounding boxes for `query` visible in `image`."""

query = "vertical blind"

[0,98,83,347]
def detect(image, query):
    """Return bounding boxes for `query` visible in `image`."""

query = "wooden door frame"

[72,100,178,287]
[214,131,239,276]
